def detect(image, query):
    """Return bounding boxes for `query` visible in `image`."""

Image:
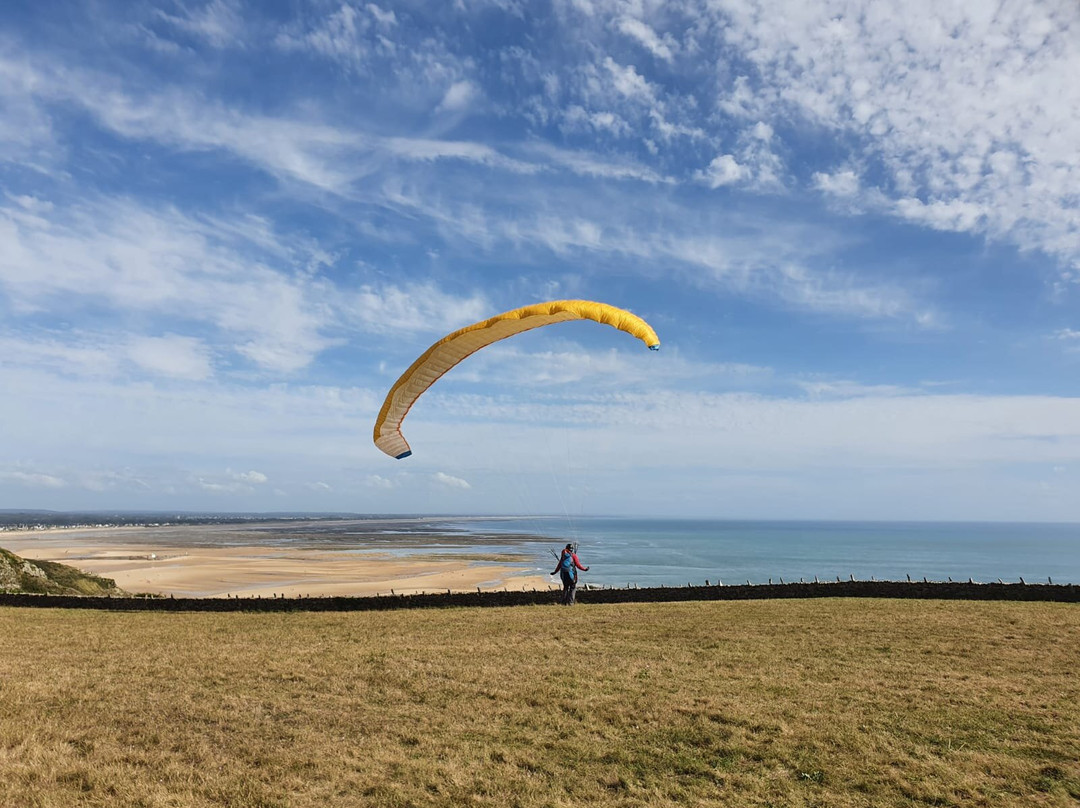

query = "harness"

[559,551,576,574]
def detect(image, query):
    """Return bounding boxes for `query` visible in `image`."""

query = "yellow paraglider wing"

[373,300,660,459]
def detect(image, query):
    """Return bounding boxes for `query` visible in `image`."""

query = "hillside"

[0,547,127,596]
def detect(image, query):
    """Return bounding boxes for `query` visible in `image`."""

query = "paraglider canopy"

[372,299,660,459]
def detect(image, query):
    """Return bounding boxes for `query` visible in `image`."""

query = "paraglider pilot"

[552,543,589,605]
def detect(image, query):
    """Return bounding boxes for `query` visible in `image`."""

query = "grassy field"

[2,599,1078,807]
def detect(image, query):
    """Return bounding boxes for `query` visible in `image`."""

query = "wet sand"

[1,520,558,598]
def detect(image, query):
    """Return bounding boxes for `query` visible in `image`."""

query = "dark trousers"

[560,571,578,605]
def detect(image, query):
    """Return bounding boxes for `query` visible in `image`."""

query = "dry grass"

[2,599,1078,807]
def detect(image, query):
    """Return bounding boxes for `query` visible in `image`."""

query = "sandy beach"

[1,520,558,598]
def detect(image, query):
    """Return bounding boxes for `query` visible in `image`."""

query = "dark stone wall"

[1,580,1077,613]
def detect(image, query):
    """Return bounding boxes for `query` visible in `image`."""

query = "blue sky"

[2,0,1079,520]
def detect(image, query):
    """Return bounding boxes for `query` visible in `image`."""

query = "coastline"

[9,516,1074,594]
[1,523,557,598]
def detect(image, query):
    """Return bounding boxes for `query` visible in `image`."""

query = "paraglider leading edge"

[373,299,661,459]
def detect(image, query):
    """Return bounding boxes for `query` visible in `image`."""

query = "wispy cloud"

[525,143,671,184]
[154,0,246,49]
[127,335,213,380]
[1,0,1075,518]
[2,471,67,489]
[617,17,675,62]
[375,185,938,323]
[712,0,1080,271]
[232,470,268,484]
[0,195,334,373]
[697,123,784,191]
[0,190,503,379]
[273,3,401,71]
[0,51,541,193]
[1053,328,1080,352]
[4,353,1080,517]
[448,343,770,391]
[340,282,491,335]
[434,471,471,489]
[523,0,1080,276]
[405,389,1080,473]
[364,475,397,490]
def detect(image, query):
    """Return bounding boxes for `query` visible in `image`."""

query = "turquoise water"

[434,517,1080,587]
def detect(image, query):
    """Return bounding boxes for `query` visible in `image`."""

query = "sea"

[420,517,1080,587]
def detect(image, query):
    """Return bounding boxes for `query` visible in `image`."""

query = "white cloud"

[2,0,1076,520]
[233,470,269,484]
[453,345,647,387]
[77,469,152,493]
[617,17,675,62]
[894,197,986,233]
[697,122,784,191]
[697,154,747,187]
[366,4,397,27]
[4,355,1080,517]
[127,335,213,380]
[527,143,670,183]
[0,333,121,378]
[409,389,1080,475]
[694,121,783,190]
[0,364,383,481]
[2,471,67,488]
[797,379,915,398]
[0,52,537,194]
[437,80,479,113]
[190,470,270,493]
[9,1,1077,279]
[1054,328,1080,352]
[196,477,241,493]
[382,136,536,173]
[71,81,365,193]
[8,194,53,213]
[600,57,656,104]
[434,471,471,489]
[0,331,218,382]
[708,0,1080,271]
[342,282,490,335]
[648,110,706,142]
[378,184,936,324]
[0,56,58,167]
[560,104,632,137]
[273,3,383,69]
[271,3,481,127]
[548,50,706,147]
[813,169,860,198]
[448,343,768,390]
[0,196,334,373]
[535,0,1079,272]
[155,0,245,49]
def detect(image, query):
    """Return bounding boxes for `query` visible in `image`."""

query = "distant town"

[0,511,398,532]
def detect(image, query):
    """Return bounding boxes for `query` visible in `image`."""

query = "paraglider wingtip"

[648,343,660,351]
[395,450,413,459]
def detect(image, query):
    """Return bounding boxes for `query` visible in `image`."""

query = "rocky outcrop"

[0,548,127,596]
